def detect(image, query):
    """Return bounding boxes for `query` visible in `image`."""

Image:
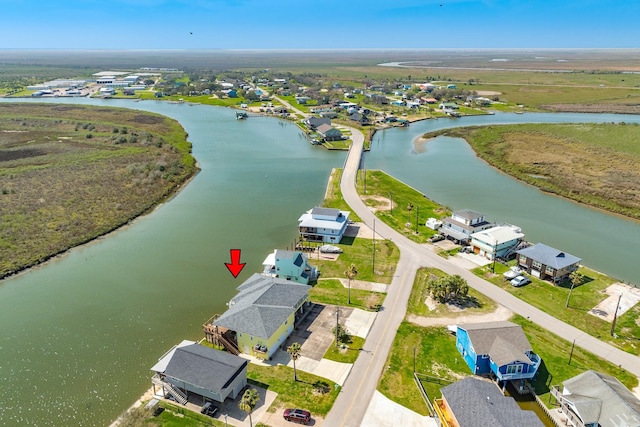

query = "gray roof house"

[316,123,343,141]
[516,243,581,284]
[204,273,311,360]
[303,116,331,129]
[436,377,544,427]
[151,340,248,405]
[552,370,640,427]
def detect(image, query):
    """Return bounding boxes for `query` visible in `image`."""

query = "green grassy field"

[309,279,385,311]
[425,123,640,220]
[355,170,450,244]
[0,103,196,279]
[474,264,640,355]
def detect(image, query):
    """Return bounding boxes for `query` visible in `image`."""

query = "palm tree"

[344,263,358,304]
[565,270,585,308]
[238,388,260,427]
[287,342,302,381]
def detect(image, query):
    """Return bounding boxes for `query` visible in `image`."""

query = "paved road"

[324,127,640,427]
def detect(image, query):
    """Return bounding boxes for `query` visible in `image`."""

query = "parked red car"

[283,408,311,424]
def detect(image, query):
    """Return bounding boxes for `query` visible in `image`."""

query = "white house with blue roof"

[516,243,581,284]
[298,207,350,243]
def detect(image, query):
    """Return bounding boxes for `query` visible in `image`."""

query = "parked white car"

[503,266,523,280]
[510,275,531,287]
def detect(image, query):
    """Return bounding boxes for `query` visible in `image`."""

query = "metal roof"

[459,321,534,366]
[562,370,640,427]
[441,377,544,427]
[516,243,581,270]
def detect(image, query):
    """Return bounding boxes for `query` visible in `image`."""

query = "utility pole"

[372,218,376,274]
[491,238,498,273]
[389,192,393,214]
[568,339,575,365]
[415,206,419,234]
[335,308,339,347]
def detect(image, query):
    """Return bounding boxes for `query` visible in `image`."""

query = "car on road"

[510,275,531,287]
[283,408,311,424]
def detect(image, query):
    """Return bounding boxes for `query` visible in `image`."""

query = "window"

[519,256,528,264]
[546,266,555,275]
[532,260,542,270]
[506,364,523,374]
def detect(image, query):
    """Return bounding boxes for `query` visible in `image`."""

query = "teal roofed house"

[262,249,319,284]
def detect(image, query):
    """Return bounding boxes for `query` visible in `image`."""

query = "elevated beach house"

[456,321,541,392]
[203,273,311,360]
[551,370,640,427]
[439,209,493,244]
[262,249,319,284]
[470,225,526,260]
[435,377,544,427]
[298,207,350,243]
[515,243,581,284]
[151,340,248,406]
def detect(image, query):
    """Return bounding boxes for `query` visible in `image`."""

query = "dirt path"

[407,304,513,327]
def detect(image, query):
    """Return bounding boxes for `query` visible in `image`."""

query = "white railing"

[152,374,188,405]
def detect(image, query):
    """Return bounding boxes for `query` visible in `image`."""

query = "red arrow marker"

[225,249,246,278]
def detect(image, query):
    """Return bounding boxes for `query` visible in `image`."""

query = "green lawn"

[407,267,497,318]
[378,323,468,415]
[247,364,339,416]
[322,168,362,222]
[310,236,399,285]
[309,279,385,311]
[473,264,640,355]
[378,317,639,416]
[355,170,450,244]
[323,336,366,363]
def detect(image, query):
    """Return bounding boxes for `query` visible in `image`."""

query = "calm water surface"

[367,112,640,284]
[0,99,639,426]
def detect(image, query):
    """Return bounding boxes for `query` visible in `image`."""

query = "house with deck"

[551,370,640,427]
[303,116,331,130]
[435,377,544,427]
[439,209,493,244]
[316,123,343,141]
[298,207,350,243]
[470,225,526,260]
[262,249,319,284]
[455,321,541,392]
[151,340,247,406]
[203,273,311,360]
[515,243,581,284]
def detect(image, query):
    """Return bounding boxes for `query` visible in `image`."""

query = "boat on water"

[236,111,248,120]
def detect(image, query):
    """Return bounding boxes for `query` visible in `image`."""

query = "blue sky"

[1,0,638,49]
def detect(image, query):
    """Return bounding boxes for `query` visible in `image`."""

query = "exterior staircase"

[152,374,188,405]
